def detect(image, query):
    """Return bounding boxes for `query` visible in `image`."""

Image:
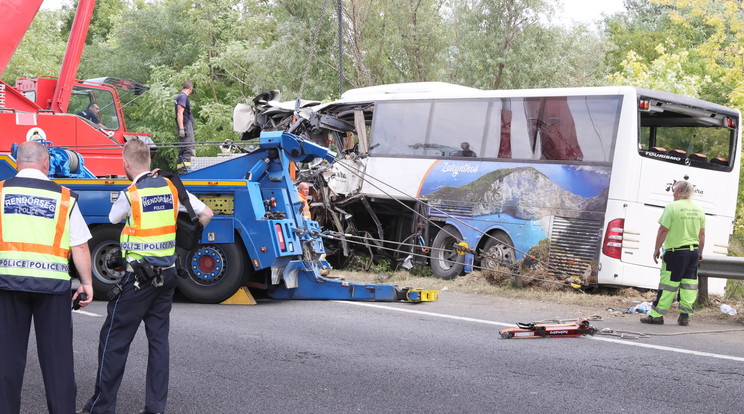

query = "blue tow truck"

[0,132,437,304]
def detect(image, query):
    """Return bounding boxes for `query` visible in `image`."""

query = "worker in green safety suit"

[642,179,705,326]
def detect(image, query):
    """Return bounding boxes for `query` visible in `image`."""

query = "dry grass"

[330,268,744,325]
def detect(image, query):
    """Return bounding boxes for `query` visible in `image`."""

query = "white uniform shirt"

[109,171,208,224]
[15,168,92,247]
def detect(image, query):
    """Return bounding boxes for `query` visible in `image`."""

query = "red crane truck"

[0,0,150,176]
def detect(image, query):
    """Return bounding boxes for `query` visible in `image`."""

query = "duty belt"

[667,244,699,252]
[125,262,176,273]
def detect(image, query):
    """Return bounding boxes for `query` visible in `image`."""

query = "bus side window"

[498,107,512,158]
[524,97,583,161]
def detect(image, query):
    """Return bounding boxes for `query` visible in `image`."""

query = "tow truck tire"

[430,225,465,280]
[177,242,246,303]
[89,225,126,300]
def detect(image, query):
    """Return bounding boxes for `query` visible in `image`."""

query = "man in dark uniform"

[77,103,106,129]
[0,140,93,414]
[81,138,212,414]
[175,81,194,174]
[642,179,705,326]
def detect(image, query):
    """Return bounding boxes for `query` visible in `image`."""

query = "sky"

[41,0,628,24]
[40,0,67,10]
[556,0,627,26]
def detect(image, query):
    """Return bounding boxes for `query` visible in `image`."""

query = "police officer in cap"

[81,138,212,414]
[0,140,93,414]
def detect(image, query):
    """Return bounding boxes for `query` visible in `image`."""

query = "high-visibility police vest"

[0,177,76,294]
[298,192,311,219]
[120,176,179,267]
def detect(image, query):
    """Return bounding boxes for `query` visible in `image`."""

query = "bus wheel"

[89,225,125,299]
[430,225,465,280]
[481,232,516,279]
[177,243,246,303]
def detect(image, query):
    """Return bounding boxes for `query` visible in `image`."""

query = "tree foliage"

[607,44,712,96]
[1,10,66,83]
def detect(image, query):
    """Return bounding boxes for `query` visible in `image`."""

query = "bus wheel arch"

[479,230,516,267]
[430,225,465,280]
[480,230,518,285]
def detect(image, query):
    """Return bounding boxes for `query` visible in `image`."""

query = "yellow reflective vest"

[120,176,179,266]
[0,177,75,294]
[298,192,311,219]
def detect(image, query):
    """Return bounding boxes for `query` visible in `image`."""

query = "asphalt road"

[18,291,744,413]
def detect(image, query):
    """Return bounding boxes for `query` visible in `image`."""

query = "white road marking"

[337,301,744,362]
[73,309,103,317]
[589,336,744,361]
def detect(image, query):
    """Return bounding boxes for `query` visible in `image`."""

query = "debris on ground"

[624,301,652,314]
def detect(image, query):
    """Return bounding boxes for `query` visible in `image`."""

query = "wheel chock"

[220,286,257,305]
[406,289,439,302]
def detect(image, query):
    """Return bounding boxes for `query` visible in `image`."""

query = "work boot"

[640,315,664,324]
[678,313,689,326]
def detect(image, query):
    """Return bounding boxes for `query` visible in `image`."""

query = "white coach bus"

[301,83,740,295]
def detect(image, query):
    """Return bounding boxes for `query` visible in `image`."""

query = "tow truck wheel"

[177,242,245,303]
[430,225,465,280]
[89,225,125,299]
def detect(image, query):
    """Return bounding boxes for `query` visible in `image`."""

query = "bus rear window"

[639,99,737,171]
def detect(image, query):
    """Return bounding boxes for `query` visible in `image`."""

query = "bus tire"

[481,232,516,268]
[89,225,125,300]
[430,225,465,280]
[177,242,246,303]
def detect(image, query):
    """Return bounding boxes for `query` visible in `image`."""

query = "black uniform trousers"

[0,288,76,414]
[84,267,177,414]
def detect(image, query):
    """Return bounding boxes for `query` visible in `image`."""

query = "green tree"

[62,0,131,44]
[651,0,744,107]
[77,0,205,83]
[442,0,609,89]
[1,10,67,84]
[607,43,712,96]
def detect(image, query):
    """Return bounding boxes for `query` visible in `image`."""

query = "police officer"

[642,179,705,326]
[81,139,213,414]
[0,140,93,414]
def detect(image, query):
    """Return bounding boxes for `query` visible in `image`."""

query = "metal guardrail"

[698,257,744,280]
